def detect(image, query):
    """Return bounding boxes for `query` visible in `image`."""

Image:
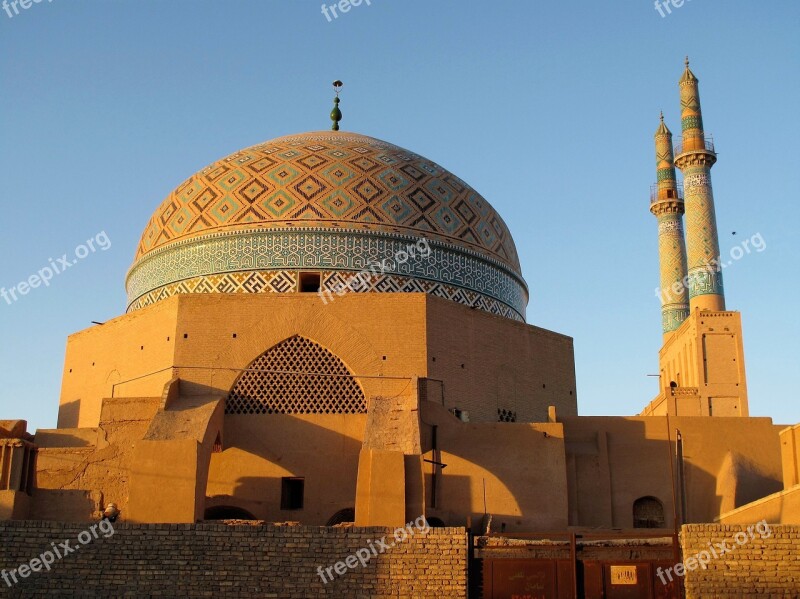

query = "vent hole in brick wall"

[497,408,517,422]
[184,333,188,339]
[233,333,237,339]
[382,356,386,360]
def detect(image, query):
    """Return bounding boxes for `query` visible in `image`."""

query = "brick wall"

[0,521,467,598]
[681,524,800,597]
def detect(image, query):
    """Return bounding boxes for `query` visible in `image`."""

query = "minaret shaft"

[674,60,725,311]
[651,115,689,338]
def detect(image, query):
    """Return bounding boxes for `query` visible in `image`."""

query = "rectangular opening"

[281,477,304,510]
[299,272,321,293]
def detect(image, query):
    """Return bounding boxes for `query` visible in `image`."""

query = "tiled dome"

[127,131,528,320]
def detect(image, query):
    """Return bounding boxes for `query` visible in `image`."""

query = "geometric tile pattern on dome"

[225,335,366,415]
[126,268,524,322]
[322,271,523,321]
[134,131,520,274]
[125,229,527,318]
[126,270,298,311]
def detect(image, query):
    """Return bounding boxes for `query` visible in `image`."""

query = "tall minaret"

[651,113,690,338]
[674,58,725,311]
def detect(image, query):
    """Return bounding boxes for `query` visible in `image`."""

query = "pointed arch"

[633,496,665,528]
[225,335,366,415]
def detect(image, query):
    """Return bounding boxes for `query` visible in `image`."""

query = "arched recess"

[633,496,665,528]
[224,335,366,415]
[204,506,257,520]
[326,508,356,526]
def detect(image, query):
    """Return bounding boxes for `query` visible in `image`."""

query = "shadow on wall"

[714,450,784,516]
[560,417,783,528]
[56,399,81,428]
[204,414,366,524]
[418,410,781,530]
[29,489,97,522]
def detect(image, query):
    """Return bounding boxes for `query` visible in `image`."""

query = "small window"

[281,477,305,510]
[299,272,321,293]
[667,189,675,199]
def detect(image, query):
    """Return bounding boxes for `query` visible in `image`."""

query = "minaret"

[674,58,725,311]
[651,113,690,338]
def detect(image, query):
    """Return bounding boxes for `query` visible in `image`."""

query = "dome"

[127,131,528,320]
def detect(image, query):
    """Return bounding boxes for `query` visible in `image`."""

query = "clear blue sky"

[1,0,798,431]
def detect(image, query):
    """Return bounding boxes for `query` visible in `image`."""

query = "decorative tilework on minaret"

[674,58,726,311]
[651,113,689,336]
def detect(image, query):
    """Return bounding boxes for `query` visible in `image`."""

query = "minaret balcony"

[650,184,684,205]
[674,135,715,156]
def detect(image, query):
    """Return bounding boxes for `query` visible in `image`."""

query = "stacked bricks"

[0,521,468,598]
[681,524,800,597]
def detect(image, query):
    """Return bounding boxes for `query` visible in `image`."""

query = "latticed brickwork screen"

[225,335,366,415]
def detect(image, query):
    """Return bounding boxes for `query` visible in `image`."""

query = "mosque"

[1,61,798,537]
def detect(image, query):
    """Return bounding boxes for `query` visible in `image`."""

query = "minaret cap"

[330,80,343,131]
[655,111,671,136]
[680,56,698,83]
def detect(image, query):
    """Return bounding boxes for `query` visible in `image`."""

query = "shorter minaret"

[674,58,725,311]
[651,113,690,338]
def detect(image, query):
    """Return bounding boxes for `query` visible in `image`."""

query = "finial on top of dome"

[331,80,343,131]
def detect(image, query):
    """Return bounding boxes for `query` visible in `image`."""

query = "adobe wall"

[57,293,578,432]
[426,296,578,423]
[680,524,800,597]
[206,414,368,524]
[30,396,161,522]
[0,521,468,598]
[656,310,748,416]
[716,486,800,526]
[560,416,783,528]
[421,402,568,531]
